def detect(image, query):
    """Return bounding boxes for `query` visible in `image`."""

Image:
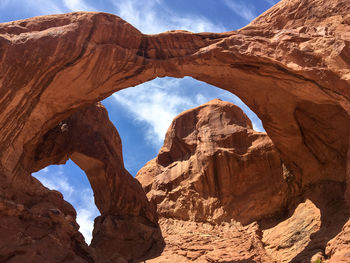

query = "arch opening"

[26,75,268,261]
[28,101,164,262]
[32,160,100,244]
[30,76,267,248]
[103,76,265,176]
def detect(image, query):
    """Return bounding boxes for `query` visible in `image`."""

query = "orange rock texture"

[0,103,163,262]
[32,103,164,262]
[0,172,94,262]
[0,0,349,261]
[147,218,273,263]
[137,99,289,225]
[138,100,350,262]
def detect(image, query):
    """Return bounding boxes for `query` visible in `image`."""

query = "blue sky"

[1,0,279,243]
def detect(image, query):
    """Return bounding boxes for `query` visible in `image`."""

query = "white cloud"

[112,77,265,148]
[0,0,92,18]
[34,166,74,199]
[222,0,256,22]
[75,189,99,244]
[63,0,92,12]
[33,0,64,15]
[2,0,64,16]
[37,0,64,15]
[194,94,208,105]
[32,165,99,244]
[113,78,206,147]
[113,0,226,34]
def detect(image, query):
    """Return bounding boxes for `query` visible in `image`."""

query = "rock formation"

[32,102,164,262]
[137,99,289,225]
[262,181,349,263]
[0,172,94,262]
[147,218,274,263]
[138,100,350,262]
[0,103,163,262]
[0,0,349,261]
[145,185,349,263]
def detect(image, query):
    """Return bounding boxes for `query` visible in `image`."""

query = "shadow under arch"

[260,180,349,262]
[289,181,350,262]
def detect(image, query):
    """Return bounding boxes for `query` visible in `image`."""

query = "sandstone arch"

[1,0,349,189]
[0,0,350,261]
[32,103,164,262]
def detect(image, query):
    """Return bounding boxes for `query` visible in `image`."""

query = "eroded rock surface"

[0,0,350,261]
[0,171,95,262]
[147,192,349,263]
[137,101,350,262]
[262,181,349,263]
[137,99,290,225]
[263,199,322,263]
[147,218,273,263]
[0,0,349,190]
[32,103,164,262]
[0,103,163,263]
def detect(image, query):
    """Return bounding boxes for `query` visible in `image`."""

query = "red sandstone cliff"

[0,103,164,262]
[137,99,290,225]
[32,103,164,262]
[0,0,349,261]
[137,100,350,263]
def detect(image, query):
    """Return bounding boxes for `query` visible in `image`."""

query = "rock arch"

[31,103,164,262]
[0,0,350,261]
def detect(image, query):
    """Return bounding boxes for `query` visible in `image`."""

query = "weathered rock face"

[0,0,349,261]
[147,218,274,263]
[326,219,350,262]
[147,184,349,263]
[0,0,349,191]
[32,103,164,262]
[263,199,322,263]
[0,170,95,262]
[0,102,163,263]
[137,100,350,262]
[137,99,289,225]
[262,180,350,263]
